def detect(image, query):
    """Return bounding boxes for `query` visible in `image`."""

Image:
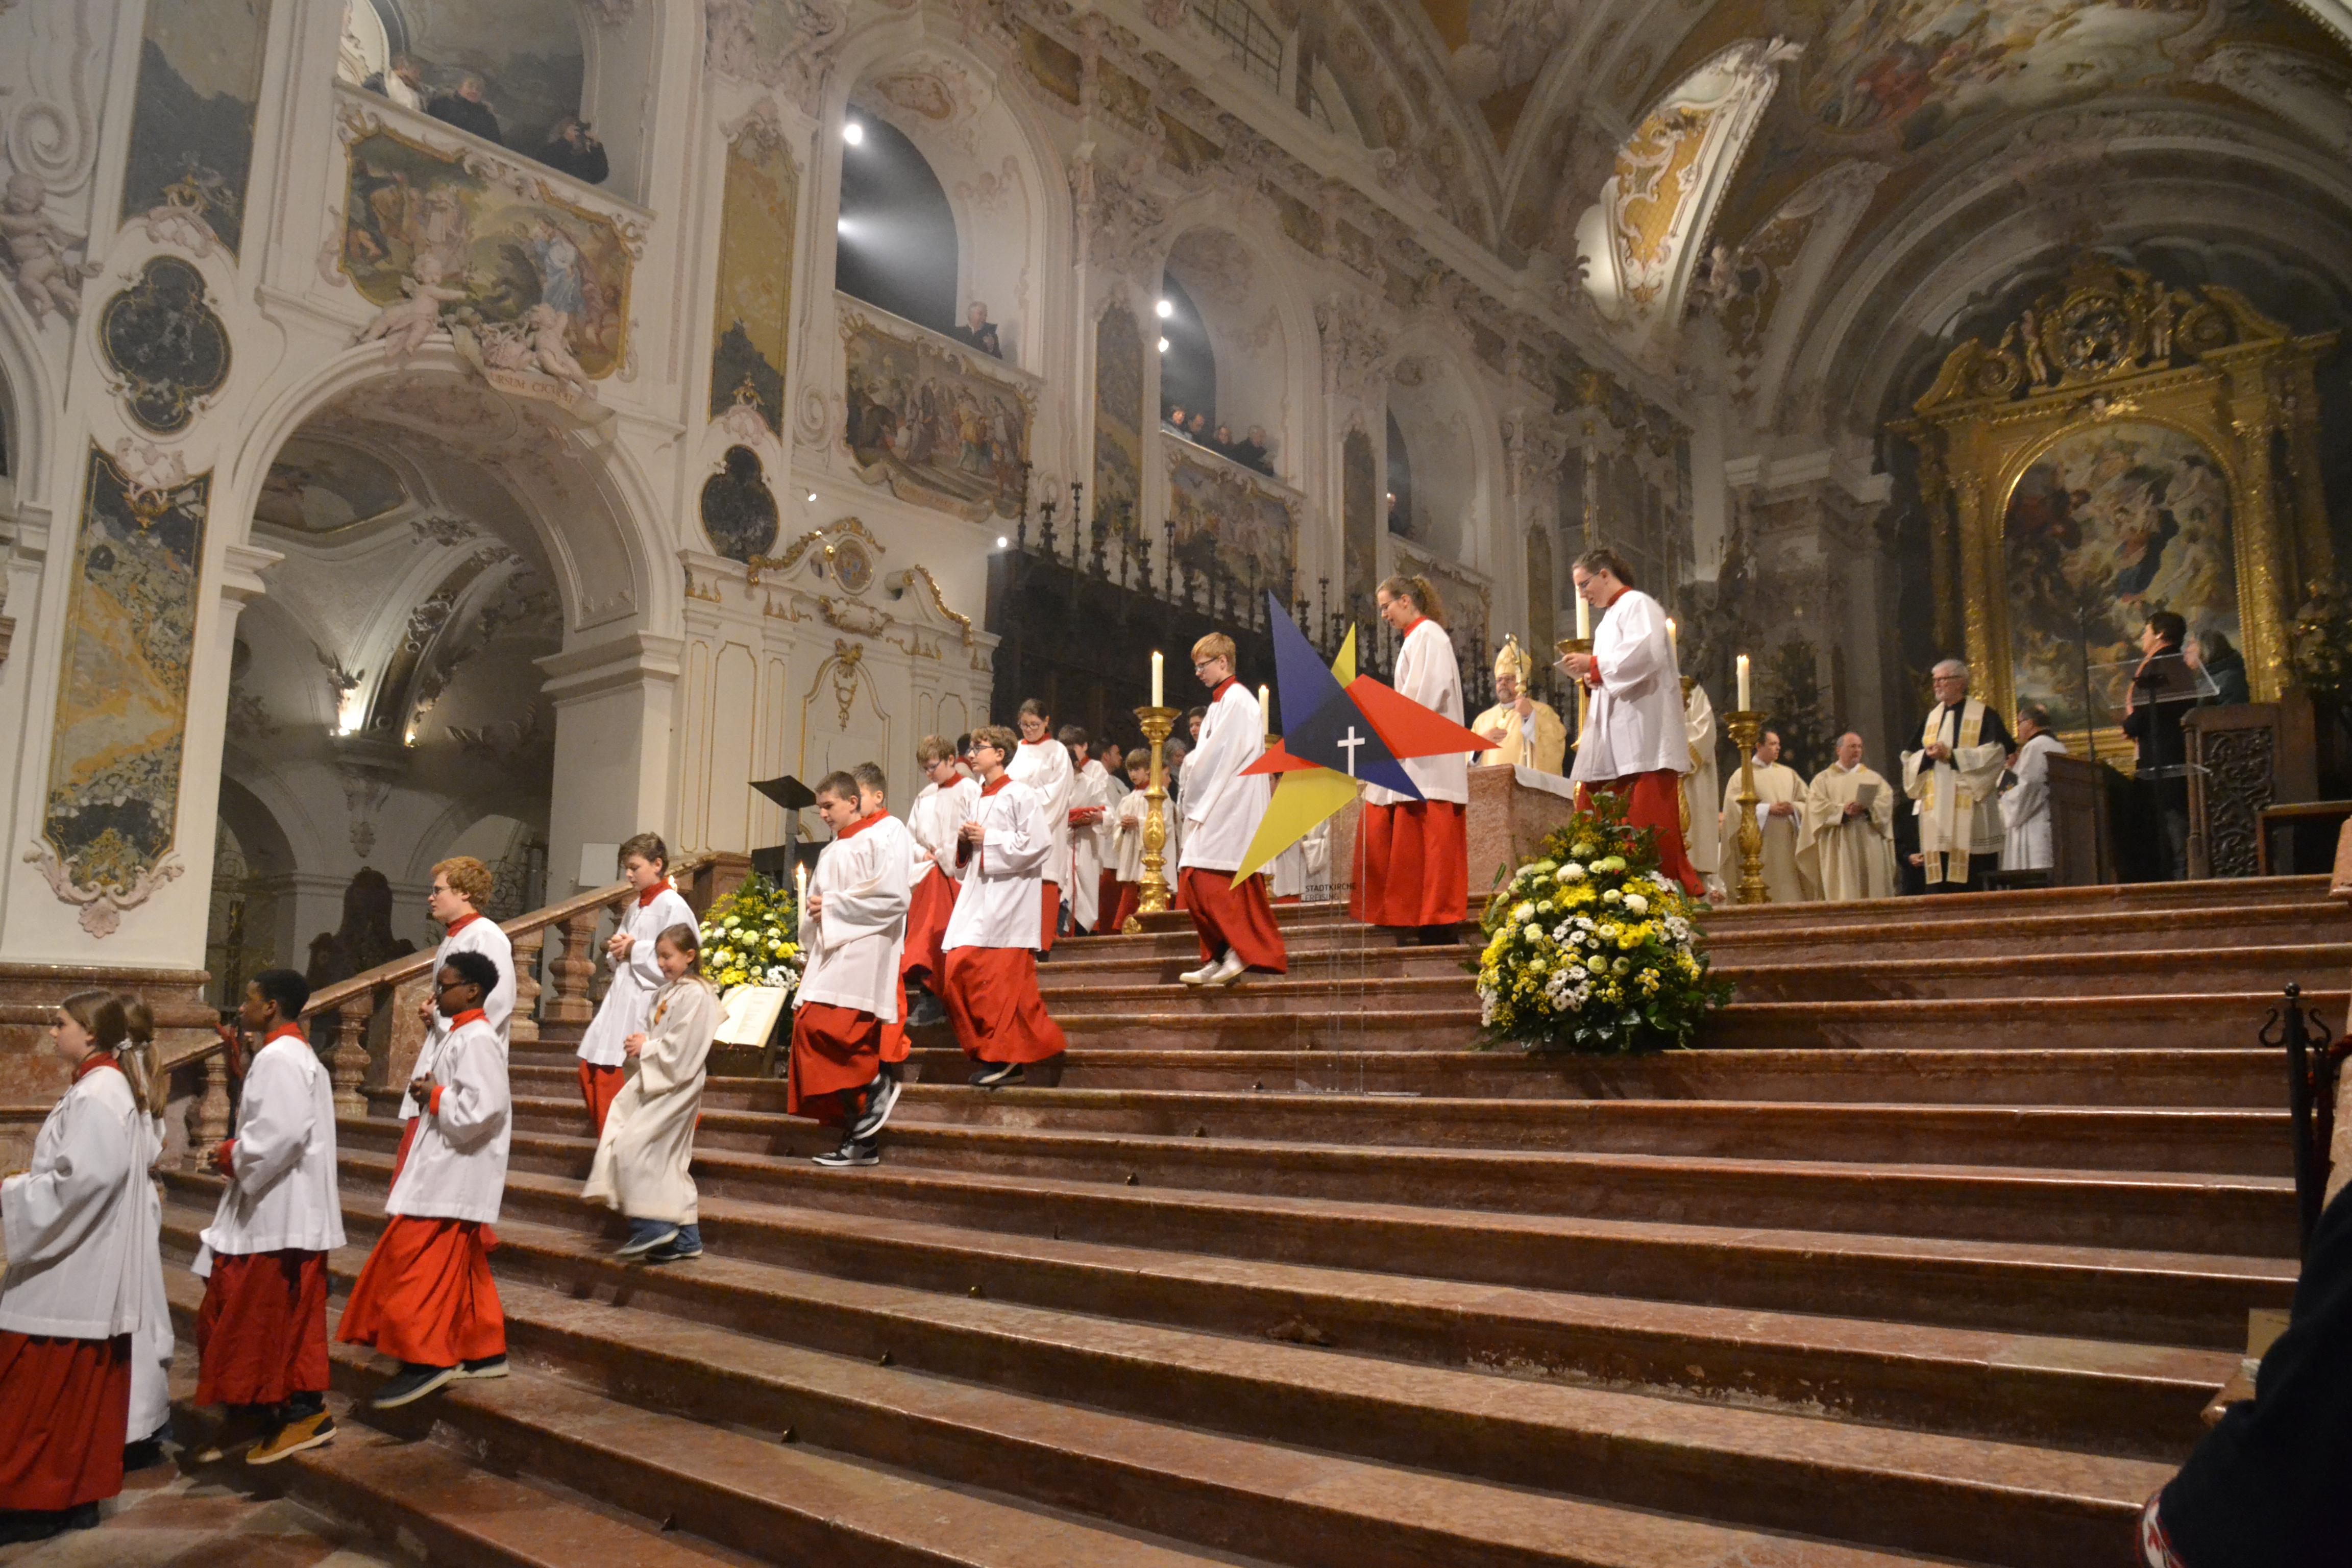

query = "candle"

[1259,684,1271,737]
[1151,650,1163,708]
[1667,618,1678,663]
[1575,592,1590,641]
[795,862,809,932]
[1736,653,1751,711]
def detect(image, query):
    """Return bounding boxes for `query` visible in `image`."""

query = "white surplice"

[796,812,912,1021]
[402,914,514,1119]
[1902,700,2008,885]
[0,1063,151,1339]
[1068,756,1114,928]
[1179,680,1273,872]
[1571,587,1686,783]
[1007,738,1074,882]
[387,1013,510,1224]
[1364,619,1466,807]
[944,778,1054,951]
[2001,732,2068,871]
[576,884,697,1069]
[909,774,982,888]
[200,1030,345,1259]
[1682,681,1722,881]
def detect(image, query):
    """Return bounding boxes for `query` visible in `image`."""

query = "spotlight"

[836,216,850,235]
[843,120,865,145]
[807,491,818,503]
[1156,298,1173,319]
[1157,337,1170,353]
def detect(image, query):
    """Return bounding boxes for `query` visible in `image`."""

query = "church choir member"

[338,950,511,1408]
[1007,699,1074,951]
[575,835,695,1134]
[1682,680,1725,902]
[2002,703,2067,873]
[0,992,150,1545]
[1805,732,1898,902]
[787,772,912,1167]
[1902,659,2014,893]
[944,725,1069,1087]
[1472,637,1567,774]
[112,995,174,1469]
[1721,728,1821,903]
[1062,726,1114,935]
[1176,634,1286,986]
[1354,575,1471,944]
[905,737,979,1016]
[191,969,343,1464]
[1107,749,1155,932]
[411,857,514,1135]
[584,924,719,1251]
[1557,550,1705,896]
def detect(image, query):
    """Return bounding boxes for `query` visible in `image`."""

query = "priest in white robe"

[1804,732,1897,902]
[2001,702,2067,873]
[1681,679,1724,902]
[1720,728,1821,903]
[1902,659,2015,892]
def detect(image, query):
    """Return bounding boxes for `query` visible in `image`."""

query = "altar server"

[338,949,510,1408]
[112,995,174,1469]
[1353,575,1470,943]
[905,738,979,1019]
[1557,549,1705,896]
[0,991,148,1544]
[583,924,719,1255]
[2001,703,2067,873]
[1903,659,2015,892]
[1063,726,1114,935]
[1720,728,1822,903]
[944,725,1069,1087]
[576,835,695,1134]
[1177,633,1286,986]
[789,772,912,1166]
[191,969,344,1465]
[1007,699,1074,950]
[408,856,513,1154]
[1106,748,1155,932]
[1805,733,1898,902]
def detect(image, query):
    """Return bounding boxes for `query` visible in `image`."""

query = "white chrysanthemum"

[1556,863,1585,883]
[1602,888,1622,904]
[1586,954,1608,973]
[1623,893,1649,916]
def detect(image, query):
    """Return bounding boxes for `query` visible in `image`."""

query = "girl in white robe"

[583,925,719,1256]
[112,997,174,1464]
[575,834,696,1134]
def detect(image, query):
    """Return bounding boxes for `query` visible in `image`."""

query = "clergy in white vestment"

[1902,659,2015,892]
[2001,702,2068,873]
[403,856,514,1123]
[1471,636,1568,774]
[1682,679,1725,901]
[943,724,1070,1084]
[1353,575,1471,939]
[575,835,696,1135]
[1556,549,1705,896]
[781,773,911,1163]
[1177,634,1286,985]
[1007,700,1075,951]
[1720,729,1822,903]
[1062,727,1114,934]
[1804,732,1898,902]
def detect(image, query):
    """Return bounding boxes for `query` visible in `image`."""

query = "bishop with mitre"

[1472,636,1566,774]
[1805,731,1896,902]
[1902,659,2014,893]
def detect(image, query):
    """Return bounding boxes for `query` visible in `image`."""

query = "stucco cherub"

[0,172,104,323]
[357,253,465,362]
[521,303,594,400]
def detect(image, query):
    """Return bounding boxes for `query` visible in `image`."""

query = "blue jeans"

[626,1217,675,1246]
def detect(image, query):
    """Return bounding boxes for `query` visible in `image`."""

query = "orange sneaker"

[244,1410,336,1465]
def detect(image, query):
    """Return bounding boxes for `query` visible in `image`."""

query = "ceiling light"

[996,535,1009,548]
[1156,299,1173,319]
[807,491,818,503]
[843,120,865,145]
[1157,337,1170,353]
[836,216,850,235]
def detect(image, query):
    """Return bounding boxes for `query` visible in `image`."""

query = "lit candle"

[795,862,809,932]
[1667,618,1678,663]
[1151,650,1164,708]
[1575,592,1590,641]
[1259,684,1271,737]
[1736,653,1751,711]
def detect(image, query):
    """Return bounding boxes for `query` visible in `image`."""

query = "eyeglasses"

[434,978,475,994]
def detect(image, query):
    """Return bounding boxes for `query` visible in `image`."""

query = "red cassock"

[577,1060,625,1135]
[789,1000,882,1123]
[1178,868,1287,972]
[1350,800,1469,927]
[1109,882,1141,934]
[1092,870,1122,935]
[943,947,1067,1064]
[1038,881,1061,951]
[1574,773,1705,896]
[0,1331,129,1511]
[902,867,957,991]
[195,1250,330,1407]
[337,1217,506,1367]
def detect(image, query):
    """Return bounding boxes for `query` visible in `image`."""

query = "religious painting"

[1091,303,1146,561]
[340,127,632,379]
[43,448,210,895]
[96,257,232,435]
[1342,426,1378,626]
[841,313,1033,523]
[708,119,799,434]
[1019,26,1084,106]
[2004,422,2237,728]
[1167,447,1297,604]
[254,436,409,534]
[118,0,273,256]
[701,446,781,563]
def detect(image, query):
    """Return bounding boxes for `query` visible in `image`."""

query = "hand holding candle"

[1151,651,1164,708]
[1736,653,1752,711]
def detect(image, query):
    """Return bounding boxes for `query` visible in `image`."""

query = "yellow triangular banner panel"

[1233,767,1358,884]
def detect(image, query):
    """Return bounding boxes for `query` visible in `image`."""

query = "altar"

[1324,764,1579,906]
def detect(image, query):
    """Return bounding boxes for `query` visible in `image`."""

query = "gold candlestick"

[1722,708,1770,906]
[1127,704,1178,931]
[1554,637,1594,750]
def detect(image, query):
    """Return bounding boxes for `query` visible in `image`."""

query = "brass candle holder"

[1554,637,1593,749]
[1722,707,1770,906]
[1126,704,1178,931]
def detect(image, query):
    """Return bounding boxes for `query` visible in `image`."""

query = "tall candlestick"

[1736,653,1751,711]
[1575,592,1590,640]
[794,862,809,936]
[1151,651,1164,707]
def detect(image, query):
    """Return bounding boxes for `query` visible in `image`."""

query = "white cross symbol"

[1337,726,1364,776]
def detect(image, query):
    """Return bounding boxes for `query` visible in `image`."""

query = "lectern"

[749,774,822,885]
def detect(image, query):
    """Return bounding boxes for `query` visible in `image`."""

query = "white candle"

[795,862,808,928]
[1575,592,1590,641]
[1667,618,1678,662]
[1259,684,1271,738]
[1151,651,1163,708]
[1736,653,1751,711]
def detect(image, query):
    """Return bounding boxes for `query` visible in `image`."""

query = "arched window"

[1385,410,1416,539]
[835,113,960,339]
[1156,274,1216,430]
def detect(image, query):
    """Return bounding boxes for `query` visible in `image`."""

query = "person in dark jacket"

[2190,630,2251,706]
[2121,609,2195,878]
[539,118,608,184]
[427,75,502,145]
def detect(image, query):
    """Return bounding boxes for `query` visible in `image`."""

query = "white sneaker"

[1179,960,1220,986]
[1207,950,1248,987]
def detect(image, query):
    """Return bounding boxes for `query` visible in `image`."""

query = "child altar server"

[408,857,513,1163]
[789,771,913,1168]
[112,995,175,1469]
[583,924,718,1259]
[904,737,979,1023]
[1061,725,1113,936]
[0,992,151,1545]
[1006,698,1073,950]
[191,969,344,1465]
[1177,634,1287,986]
[575,835,696,1134]
[1105,748,1155,933]
[852,761,921,1074]
[944,726,1069,1088]
[1353,575,1469,944]
[339,949,510,1409]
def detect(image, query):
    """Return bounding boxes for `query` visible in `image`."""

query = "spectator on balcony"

[1162,404,1188,437]
[1186,411,1210,445]
[1211,423,1238,460]
[951,302,1002,359]
[428,75,503,146]
[1232,426,1271,474]
[365,54,429,113]
[539,117,608,185]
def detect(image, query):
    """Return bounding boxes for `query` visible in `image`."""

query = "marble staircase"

[154,874,2341,1566]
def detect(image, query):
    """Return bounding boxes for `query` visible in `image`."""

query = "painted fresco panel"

[44,448,210,891]
[1092,304,1146,558]
[341,127,631,378]
[709,127,798,433]
[119,0,272,256]
[2004,422,2238,728]
[842,314,1032,522]
[1168,448,1297,600]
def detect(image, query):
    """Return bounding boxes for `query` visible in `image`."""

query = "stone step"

[1719,943,2352,1003]
[160,1193,2155,1567]
[1699,899,2349,965]
[324,1125,2295,1343]
[872,1046,2287,1107]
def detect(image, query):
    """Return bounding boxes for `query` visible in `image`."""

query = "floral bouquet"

[1475,792,1728,1054]
[698,871,803,997]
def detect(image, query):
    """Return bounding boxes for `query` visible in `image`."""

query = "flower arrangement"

[697,872,804,996]
[1474,792,1729,1055]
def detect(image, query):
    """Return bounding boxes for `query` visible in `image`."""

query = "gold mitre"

[1494,635,1533,683]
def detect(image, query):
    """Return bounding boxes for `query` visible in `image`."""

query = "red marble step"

[1701,899,2348,965]
[158,1195,2152,1567]
[1721,943,2352,1002]
[310,1140,2292,1349]
[1695,876,2332,928]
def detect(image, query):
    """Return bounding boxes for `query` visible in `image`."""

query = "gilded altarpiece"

[1897,258,2335,742]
